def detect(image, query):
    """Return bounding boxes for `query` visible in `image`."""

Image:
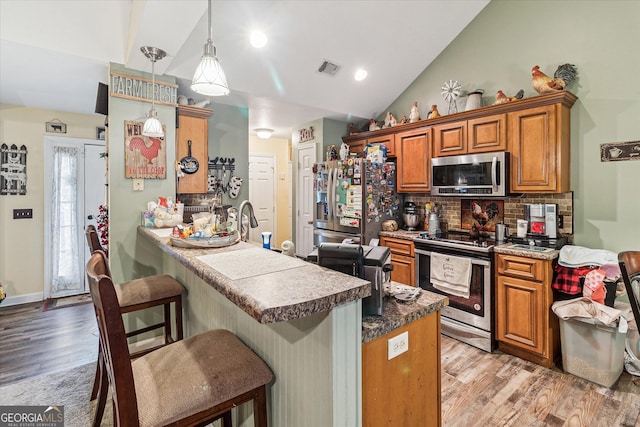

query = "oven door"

[415,247,492,332]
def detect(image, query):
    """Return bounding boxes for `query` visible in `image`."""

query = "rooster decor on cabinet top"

[531,64,577,95]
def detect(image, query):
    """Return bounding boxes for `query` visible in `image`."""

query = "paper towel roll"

[281,240,295,256]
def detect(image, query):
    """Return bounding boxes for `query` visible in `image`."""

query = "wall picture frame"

[96,127,106,140]
[45,120,67,133]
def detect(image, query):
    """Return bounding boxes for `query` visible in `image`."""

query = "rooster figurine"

[493,89,524,105]
[531,64,577,95]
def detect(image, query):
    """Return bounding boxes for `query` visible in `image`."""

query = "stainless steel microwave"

[431,151,509,197]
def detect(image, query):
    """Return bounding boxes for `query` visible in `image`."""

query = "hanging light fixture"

[140,46,166,138]
[191,0,229,96]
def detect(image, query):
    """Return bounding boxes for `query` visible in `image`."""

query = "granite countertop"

[138,227,371,324]
[379,229,423,241]
[494,243,559,260]
[362,288,448,343]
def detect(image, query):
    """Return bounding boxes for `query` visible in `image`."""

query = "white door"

[248,154,275,246]
[296,145,315,258]
[44,136,106,298]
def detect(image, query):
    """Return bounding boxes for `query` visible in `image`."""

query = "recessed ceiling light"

[250,31,268,48]
[354,69,368,81]
[255,128,274,139]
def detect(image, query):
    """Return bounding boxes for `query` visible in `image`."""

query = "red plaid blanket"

[552,265,597,295]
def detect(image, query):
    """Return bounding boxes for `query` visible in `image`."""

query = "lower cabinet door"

[390,254,415,286]
[496,275,545,354]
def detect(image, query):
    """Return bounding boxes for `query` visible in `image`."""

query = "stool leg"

[253,386,268,427]
[175,296,184,341]
[163,303,172,344]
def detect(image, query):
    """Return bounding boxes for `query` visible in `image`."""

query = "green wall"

[108,64,177,283]
[383,0,640,252]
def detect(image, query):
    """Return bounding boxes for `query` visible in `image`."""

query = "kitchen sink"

[506,244,554,253]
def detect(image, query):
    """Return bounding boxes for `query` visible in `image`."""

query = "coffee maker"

[524,203,558,238]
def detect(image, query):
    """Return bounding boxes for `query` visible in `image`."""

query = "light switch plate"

[132,179,144,191]
[388,331,409,360]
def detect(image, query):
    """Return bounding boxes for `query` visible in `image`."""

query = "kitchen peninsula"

[138,226,447,427]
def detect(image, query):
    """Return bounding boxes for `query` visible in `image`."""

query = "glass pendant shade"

[191,42,229,96]
[142,109,164,138]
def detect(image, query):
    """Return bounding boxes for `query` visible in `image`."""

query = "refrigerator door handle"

[327,167,334,220]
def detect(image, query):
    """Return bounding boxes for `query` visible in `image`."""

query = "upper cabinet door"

[433,122,466,157]
[509,105,568,193]
[176,106,212,194]
[368,133,396,158]
[468,114,507,153]
[396,127,431,193]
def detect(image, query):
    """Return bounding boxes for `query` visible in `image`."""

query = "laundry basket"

[559,316,626,387]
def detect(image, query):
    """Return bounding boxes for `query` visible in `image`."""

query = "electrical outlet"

[13,208,33,219]
[388,331,409,360]
[132,179,144,191]
[558,215,564,229]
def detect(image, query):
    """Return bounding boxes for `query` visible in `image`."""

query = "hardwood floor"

[0,299,98,386]
[1,300,639,426]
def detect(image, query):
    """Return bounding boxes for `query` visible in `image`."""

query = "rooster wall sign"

[124,120,167,179]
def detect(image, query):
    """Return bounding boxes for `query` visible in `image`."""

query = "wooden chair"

[86,250,273,426]
[85,228,185,425]
[86,224,107,256]
[619,251,640,326]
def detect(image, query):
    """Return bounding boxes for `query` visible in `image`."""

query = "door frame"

[43,136,105,299]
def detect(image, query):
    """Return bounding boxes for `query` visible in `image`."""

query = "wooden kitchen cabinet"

[396,127,431,193]
[362,311,441,427]
[432,114,506,157]
[380,236,415,286]
[346,133,395,158]
[176,105,212,194]
[508,95,574,193]
[495,253,559,368]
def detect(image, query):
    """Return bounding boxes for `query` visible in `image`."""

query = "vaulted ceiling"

[0,0,489,139]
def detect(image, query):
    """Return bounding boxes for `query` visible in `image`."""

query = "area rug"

[42,294,93,311]
[0,362,112,426]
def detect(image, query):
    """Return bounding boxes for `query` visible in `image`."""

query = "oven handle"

[415,248,491,267]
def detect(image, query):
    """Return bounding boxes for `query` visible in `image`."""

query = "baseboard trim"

[1,292,44,307]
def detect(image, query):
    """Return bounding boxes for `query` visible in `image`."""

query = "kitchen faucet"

[238,200,259,241]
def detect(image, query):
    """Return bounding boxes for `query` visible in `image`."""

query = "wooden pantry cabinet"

[380,236,415,286]
[176,105,212,194]
[495,253,559,368]
[433,114,506,157]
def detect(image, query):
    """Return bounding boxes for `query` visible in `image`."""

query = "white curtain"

[51,145,82,293]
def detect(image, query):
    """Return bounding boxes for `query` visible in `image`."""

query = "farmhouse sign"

[110,71,178,106]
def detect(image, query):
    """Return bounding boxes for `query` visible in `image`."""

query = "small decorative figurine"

[349,123,356,135]
[398,115,408,125]
[427,104,441,119]
[369,118,381,131]
[383,112,398,128]
[327,144,338,161]
[409,101,420,123]
[340,142,349,161]
[493,89,524,105]
[531,64,577,95]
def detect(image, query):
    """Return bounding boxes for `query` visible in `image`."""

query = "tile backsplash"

[404,192,573,236]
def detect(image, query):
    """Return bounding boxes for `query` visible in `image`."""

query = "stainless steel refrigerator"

[313,158,399,247]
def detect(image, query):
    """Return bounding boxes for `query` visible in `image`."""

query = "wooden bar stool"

[85,227,185,425]
[619,251,640,326]
[87,250,273,426]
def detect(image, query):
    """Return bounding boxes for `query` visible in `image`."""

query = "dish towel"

[430,252,472,298]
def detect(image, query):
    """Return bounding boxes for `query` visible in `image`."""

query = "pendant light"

[141,46,166,138]
[191,0,229,96]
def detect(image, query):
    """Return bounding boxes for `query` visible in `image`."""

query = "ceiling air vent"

[317,59,341,76]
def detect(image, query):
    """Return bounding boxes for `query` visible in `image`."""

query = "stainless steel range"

[414,231,496,352]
